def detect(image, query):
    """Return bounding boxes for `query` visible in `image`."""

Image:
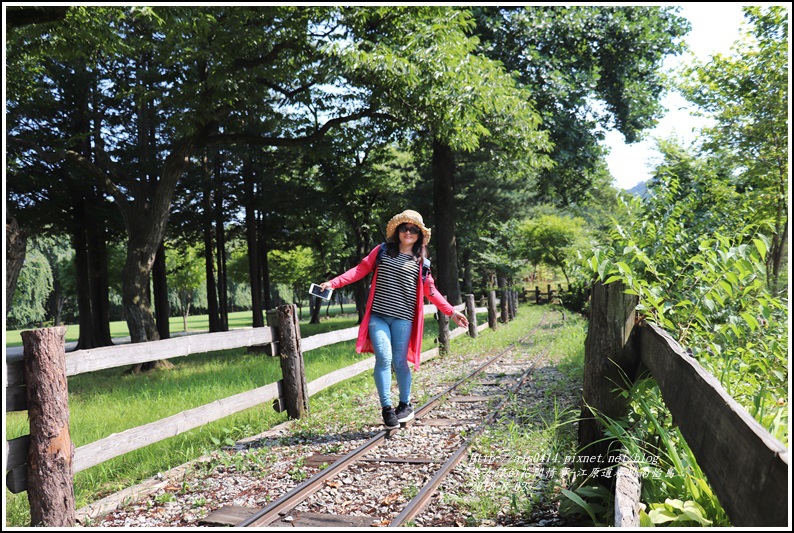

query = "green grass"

[4,307,488,527]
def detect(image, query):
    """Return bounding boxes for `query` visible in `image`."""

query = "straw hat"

[385,210,431,244]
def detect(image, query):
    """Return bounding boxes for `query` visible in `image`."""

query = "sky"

[603,3,750,190]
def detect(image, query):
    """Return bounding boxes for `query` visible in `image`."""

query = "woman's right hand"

[320,281,332,291]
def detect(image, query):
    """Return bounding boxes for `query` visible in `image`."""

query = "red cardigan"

[327,245,457,370]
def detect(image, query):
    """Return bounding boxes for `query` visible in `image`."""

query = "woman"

[320,210,469,429]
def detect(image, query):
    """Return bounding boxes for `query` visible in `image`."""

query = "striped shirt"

[371,252,419,321]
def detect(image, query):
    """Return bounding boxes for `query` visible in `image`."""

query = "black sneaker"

[382,406,399,429]
[395,401,414,423]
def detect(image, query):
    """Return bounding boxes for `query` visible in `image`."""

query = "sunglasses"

[399,225,421,235]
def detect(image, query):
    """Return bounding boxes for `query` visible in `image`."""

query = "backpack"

[377,242,430,282]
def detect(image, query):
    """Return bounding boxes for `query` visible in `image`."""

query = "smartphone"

[309,283,333,301]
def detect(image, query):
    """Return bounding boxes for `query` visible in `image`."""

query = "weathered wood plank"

[614,461,641,527]
[199,505,258,526]
[286,512,375,528]
[5,359,25,386]
[416,418,479,427]
[301,326,359,352]
[73,381,280,473]
[5,435,29,472]
[639,323,788,527]
[306,357,376,397]
[6,465,27,494]
[447,395,490,403]
[6,384,26,412]
[63,327,273,377]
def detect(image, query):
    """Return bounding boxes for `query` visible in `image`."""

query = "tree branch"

[205,109,397,147]
[8,136,130,210]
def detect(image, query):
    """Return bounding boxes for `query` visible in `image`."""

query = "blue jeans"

[368,312,412,408]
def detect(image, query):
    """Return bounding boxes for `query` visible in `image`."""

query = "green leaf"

[560,488,599,525]
[680,501,713,525]
[752,238,767,260]
[741,312,759,332]
[648,508,678,524]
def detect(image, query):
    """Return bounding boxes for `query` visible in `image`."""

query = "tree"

[677,5,789,294]
[472,6,691,206]
[166,243,206,332]
[7,248,52,329]
[6,213,28,312]
[518,211,590,286]
[269,246,317,319]
[6,6,395,350]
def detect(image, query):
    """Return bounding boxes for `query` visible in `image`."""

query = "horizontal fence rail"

[638,323,789,527]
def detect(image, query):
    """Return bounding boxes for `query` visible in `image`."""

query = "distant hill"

[625,181,650,198]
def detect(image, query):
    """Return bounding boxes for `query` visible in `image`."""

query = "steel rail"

[238,313,550,527]
[389,343,552,527]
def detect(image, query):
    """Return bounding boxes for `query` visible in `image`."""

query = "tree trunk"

[203,166,220,332]
[462,248,473,295]
[152,240,170,340]
[259,213,272,311]
[72,199,99,350]
[245,157,264,328]
[47,278,65,327]
[86,221,112,346]
[122,245,159,344]
[214,152,229,331]
[309,295,322,324]
[122,242,174,373]
[6,213,28,312]
[432,139,462,305]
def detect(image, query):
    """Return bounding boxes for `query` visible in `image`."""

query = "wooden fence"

[580,281,789,527]
[5,293,505,526]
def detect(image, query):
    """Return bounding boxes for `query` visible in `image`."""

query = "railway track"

[230,314,555,528]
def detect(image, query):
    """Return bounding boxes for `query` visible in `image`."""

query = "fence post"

[465,294,478,338]
[437,297,451,355]
[506,289,514,321]
[21,326,75,527]
[276,304,308,419]
[487,290,498,330]
[535,286,541,304]
[578,281,639,481]
[265,309,279,356]
[511,290,518,317]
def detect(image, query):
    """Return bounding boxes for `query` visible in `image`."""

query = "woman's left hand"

[452,311,469,328]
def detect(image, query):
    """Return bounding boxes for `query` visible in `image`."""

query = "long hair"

[386,225,427,264]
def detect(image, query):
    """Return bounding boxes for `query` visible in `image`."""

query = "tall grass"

[561,377,730,527]
[4,308,486,527]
